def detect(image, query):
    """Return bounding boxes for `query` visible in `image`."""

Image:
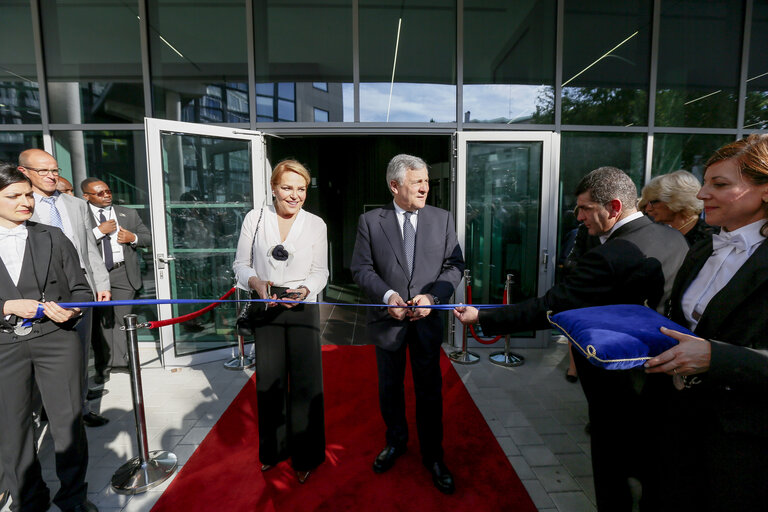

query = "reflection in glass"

[0,132,43,161]
[465,142,542,332]
[745,1,768,131]
[253,0,352,123]
[161,133,253,355]
[558,132,645,255]
[360,0,455,122]
[561,0,651,126]
[0,2,40,124]
[463,0,555,124]
[41,0,144,124]
[149,0,249,123]
[655,1,743,128]
[651,133,734,180]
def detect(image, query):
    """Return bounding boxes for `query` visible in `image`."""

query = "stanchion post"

[489,274,525,368]
[449,269,480,364]
[225,285,255,371]
[111,314,178,494]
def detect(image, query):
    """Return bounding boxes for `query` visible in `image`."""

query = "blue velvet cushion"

[547,305,695,370]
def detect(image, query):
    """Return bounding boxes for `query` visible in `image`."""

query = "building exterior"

[1,0,766,363]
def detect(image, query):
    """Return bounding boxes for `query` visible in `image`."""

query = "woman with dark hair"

[0,162,96,511]
[645,134,768,511]
[233,159,329,484]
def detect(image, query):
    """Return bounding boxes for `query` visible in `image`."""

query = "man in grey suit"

[81,178,151,383]
[19,149,112,428]
[351,154,465,495]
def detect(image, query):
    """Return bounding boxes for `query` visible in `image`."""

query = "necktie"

[99,209,114,270]
[712,232,750,253]
[40,196,64,230]
[403,211,415,277]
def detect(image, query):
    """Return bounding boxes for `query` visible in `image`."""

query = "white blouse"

[233,205,329,302]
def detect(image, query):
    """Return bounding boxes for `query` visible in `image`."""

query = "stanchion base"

[111,450,178,495]
[489,351,525,368]
[224,355,255,371]
[449,350,480,365]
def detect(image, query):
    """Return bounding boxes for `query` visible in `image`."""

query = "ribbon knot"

[0,227,28,242]
[712,232,749,253]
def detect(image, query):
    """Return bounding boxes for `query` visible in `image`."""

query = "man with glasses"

[454,167,689,511]
[81,178,151,384]
[18,149,112,430]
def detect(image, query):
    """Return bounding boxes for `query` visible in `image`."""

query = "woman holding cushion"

[645,134,768,511]
[233,159,329,484]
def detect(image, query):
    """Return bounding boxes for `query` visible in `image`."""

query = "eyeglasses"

[647,199,661,207]
[21,166,61,176]
[86,190,112,197]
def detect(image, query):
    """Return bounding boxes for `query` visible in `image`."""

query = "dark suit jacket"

[0,222,93,343]
[351,203,465,351]
[88,205,152,290]
[480,215,689,334]
[668,237,768,436]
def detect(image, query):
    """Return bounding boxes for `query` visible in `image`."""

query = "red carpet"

[152,345,536,512]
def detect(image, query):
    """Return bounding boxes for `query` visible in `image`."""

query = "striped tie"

[403,211,415,277]
[99,209,114,270]
[40,196,64,230]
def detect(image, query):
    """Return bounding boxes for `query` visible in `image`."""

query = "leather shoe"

[62,499,98,512]
[426,461,455,495]
[93,369,110,385]
[260,464,274,472]
[372,445,405,473]
[86,388,108,400]
[82,412,109,427]
[565,370,578,383]
[296,470,311,484]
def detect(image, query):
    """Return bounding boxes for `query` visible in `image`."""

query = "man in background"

[57,176,74,196]
[81,178,151,383]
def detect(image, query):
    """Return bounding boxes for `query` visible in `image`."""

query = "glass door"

[454,132,558,348]
[145,118,268,366]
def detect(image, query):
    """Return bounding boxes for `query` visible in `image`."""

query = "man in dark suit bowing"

[351,154,464,495]
[455,166,689,511]
[81,178,151,383]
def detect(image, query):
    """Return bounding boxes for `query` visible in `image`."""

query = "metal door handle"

[156,254,176,269]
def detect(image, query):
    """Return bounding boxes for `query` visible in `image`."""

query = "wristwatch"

[431,295,440,305]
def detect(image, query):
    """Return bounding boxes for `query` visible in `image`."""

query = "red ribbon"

[147,287,237,329]
[467,284,507,344]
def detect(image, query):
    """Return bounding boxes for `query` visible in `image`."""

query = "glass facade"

[0,2,40,124]
[745,1,768,130]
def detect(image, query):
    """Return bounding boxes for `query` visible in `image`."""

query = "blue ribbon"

[23,298,498,324]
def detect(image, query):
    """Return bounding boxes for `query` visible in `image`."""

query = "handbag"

[236,207,267,337]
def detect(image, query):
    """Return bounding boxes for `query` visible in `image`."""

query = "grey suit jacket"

[87,204,151,290]
[351,203,465,351]
[30,192,110,294]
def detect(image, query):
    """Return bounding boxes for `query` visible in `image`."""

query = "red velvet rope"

[467,284,507,344]
[146,287,237,329]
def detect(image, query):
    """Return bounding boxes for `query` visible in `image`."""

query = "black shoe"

[86,388,108,400]
[372,445,406,473]
[565,370,578,383]
[82,412,109,428]
[62,499,98,512]
[426,461,455,495]
[94,369,110,385]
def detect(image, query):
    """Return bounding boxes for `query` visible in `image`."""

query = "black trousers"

[253,304,325,472]
[375,323,444,465]
[93,265,136,372]
[573,350,648,512]
[0,330,88,512]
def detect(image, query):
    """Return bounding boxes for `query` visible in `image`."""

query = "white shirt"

[233,205,328,301]
[0,223,28,285]
[383,201,420,304]
[599,211,644,244]
[682,219,767,330]
[88,204,128,264]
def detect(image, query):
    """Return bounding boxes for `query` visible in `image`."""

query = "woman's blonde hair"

[271,159,310,188]
[641,170,703,217]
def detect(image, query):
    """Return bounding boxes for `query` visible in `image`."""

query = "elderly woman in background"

[645,134,768,511]
[233,159,329,484]
[640,170,716,246]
